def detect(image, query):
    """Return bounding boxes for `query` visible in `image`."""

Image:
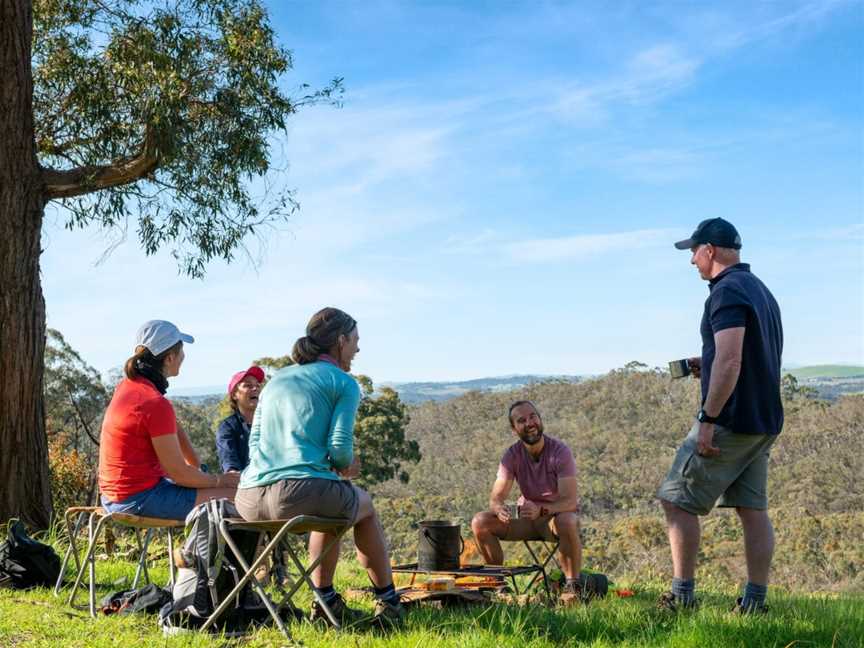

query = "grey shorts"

[657,422,776,516]
[236,477,360,525]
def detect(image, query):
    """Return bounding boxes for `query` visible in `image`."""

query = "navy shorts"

[102,478,197,521]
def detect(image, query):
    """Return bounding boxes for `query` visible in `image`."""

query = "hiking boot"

[731,597,768,615]
[310,592,367,628]
[559,582,586,607]
[372,597,406,630]
[657,591,699,612]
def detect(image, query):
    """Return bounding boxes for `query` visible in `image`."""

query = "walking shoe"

[657,591,699,612]
[559,581,586,607]
[372,598,406,630]
[731,597,768,615]
[309,592,367,628]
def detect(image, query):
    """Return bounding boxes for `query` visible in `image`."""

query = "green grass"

[786,365,864,379]
[2,550,862,647]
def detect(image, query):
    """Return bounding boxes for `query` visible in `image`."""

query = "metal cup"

[668,359,691,379]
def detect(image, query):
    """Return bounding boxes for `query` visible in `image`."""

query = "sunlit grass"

[2,536,861,648]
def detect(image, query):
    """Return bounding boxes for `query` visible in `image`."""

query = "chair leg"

[67,511,109,617]
[281,530,347,629]
[131,528,154,588]
[523,540,559,596]
[166,527,176,588]
[202,522,292,638]
[54,510,88,596]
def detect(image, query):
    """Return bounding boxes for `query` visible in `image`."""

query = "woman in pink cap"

[216,366,265,472]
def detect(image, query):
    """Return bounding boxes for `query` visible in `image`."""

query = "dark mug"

[669,359,691,379]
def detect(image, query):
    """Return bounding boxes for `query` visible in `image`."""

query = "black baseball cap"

[674,218,742,250]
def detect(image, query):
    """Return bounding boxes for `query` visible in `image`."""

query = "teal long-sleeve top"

[239,360,361,488]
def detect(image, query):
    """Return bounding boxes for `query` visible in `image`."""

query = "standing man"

[472,400,601,604]
[657,218,783,614]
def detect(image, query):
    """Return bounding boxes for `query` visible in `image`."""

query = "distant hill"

[384,374,584,404]
[787,365,864,379]
[167,365,864,405]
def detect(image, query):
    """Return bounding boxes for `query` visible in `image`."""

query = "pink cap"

[227,366,265,396]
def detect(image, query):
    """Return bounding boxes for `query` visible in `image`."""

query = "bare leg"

[470,511,508,566]
[308,531,340,588]
[661,499,700,580]
[550,513,582,580]
[194,487,237,506]
[736,507,774,586]
[352,487,393,588]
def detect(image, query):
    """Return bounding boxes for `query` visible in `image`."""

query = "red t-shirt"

[98,377,177,502]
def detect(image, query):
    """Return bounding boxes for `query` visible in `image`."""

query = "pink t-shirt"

[496,435,577,503]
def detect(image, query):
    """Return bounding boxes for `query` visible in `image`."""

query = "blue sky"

[41,0,864,393]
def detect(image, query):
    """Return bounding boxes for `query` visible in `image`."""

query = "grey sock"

[671,577,695,605]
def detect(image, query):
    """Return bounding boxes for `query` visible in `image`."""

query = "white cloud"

[504,228,679,263]
[443,227,679,264]
[545,43,701,124]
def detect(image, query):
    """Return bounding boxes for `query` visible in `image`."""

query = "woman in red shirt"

[98,320,239,520]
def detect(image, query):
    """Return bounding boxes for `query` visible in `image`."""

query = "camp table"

[392,561,551,596]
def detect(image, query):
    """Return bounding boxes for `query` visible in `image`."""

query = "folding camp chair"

[522,538,561,594]
[201,515,351,640]
[54,506,100,595]
[67,508,184,617]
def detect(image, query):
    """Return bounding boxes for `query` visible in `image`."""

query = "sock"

[314,585,337,603]
[740,582,767,611]
[565,574,585,590]
[374,583,399,604]
[671,577,696,605]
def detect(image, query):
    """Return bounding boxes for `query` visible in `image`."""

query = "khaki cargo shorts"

[236,477,359,525]
[502,514,558,542]
[656,422,776,516]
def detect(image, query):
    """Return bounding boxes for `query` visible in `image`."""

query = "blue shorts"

[101,478,197,521]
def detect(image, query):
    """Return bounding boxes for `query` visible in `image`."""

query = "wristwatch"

[697,409,719,424]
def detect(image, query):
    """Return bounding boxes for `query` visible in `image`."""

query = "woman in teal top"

[236,307,404,627]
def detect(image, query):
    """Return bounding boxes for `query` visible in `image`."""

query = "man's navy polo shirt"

[216,411,251,472]
[700,263,784,435]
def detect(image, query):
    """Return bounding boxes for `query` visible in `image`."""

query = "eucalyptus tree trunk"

[0,0,52,529]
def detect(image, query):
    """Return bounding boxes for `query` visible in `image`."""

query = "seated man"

[471,400,591,603]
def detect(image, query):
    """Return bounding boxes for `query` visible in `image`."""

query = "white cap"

[135,320,194,356]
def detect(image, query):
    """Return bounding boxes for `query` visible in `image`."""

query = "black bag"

[100,583,173,615]
[0,519,62,589]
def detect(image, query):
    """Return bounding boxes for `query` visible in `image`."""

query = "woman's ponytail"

[291,307,357,365]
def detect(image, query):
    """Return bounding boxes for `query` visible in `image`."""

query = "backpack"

[161,499,261,623]
[100,583,173,615]
[0,519,62,589]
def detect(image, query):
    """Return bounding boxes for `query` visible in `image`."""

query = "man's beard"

[519,425,544,446]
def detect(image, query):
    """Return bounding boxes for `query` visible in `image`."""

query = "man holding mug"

[657,218,784,614]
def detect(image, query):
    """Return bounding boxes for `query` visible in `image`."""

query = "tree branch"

[66,388,100,447]
[41,126,160,200]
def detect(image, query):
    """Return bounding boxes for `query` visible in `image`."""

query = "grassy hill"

[370,368,864,593]
[787,365,864,379]
[385,375,583,404]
